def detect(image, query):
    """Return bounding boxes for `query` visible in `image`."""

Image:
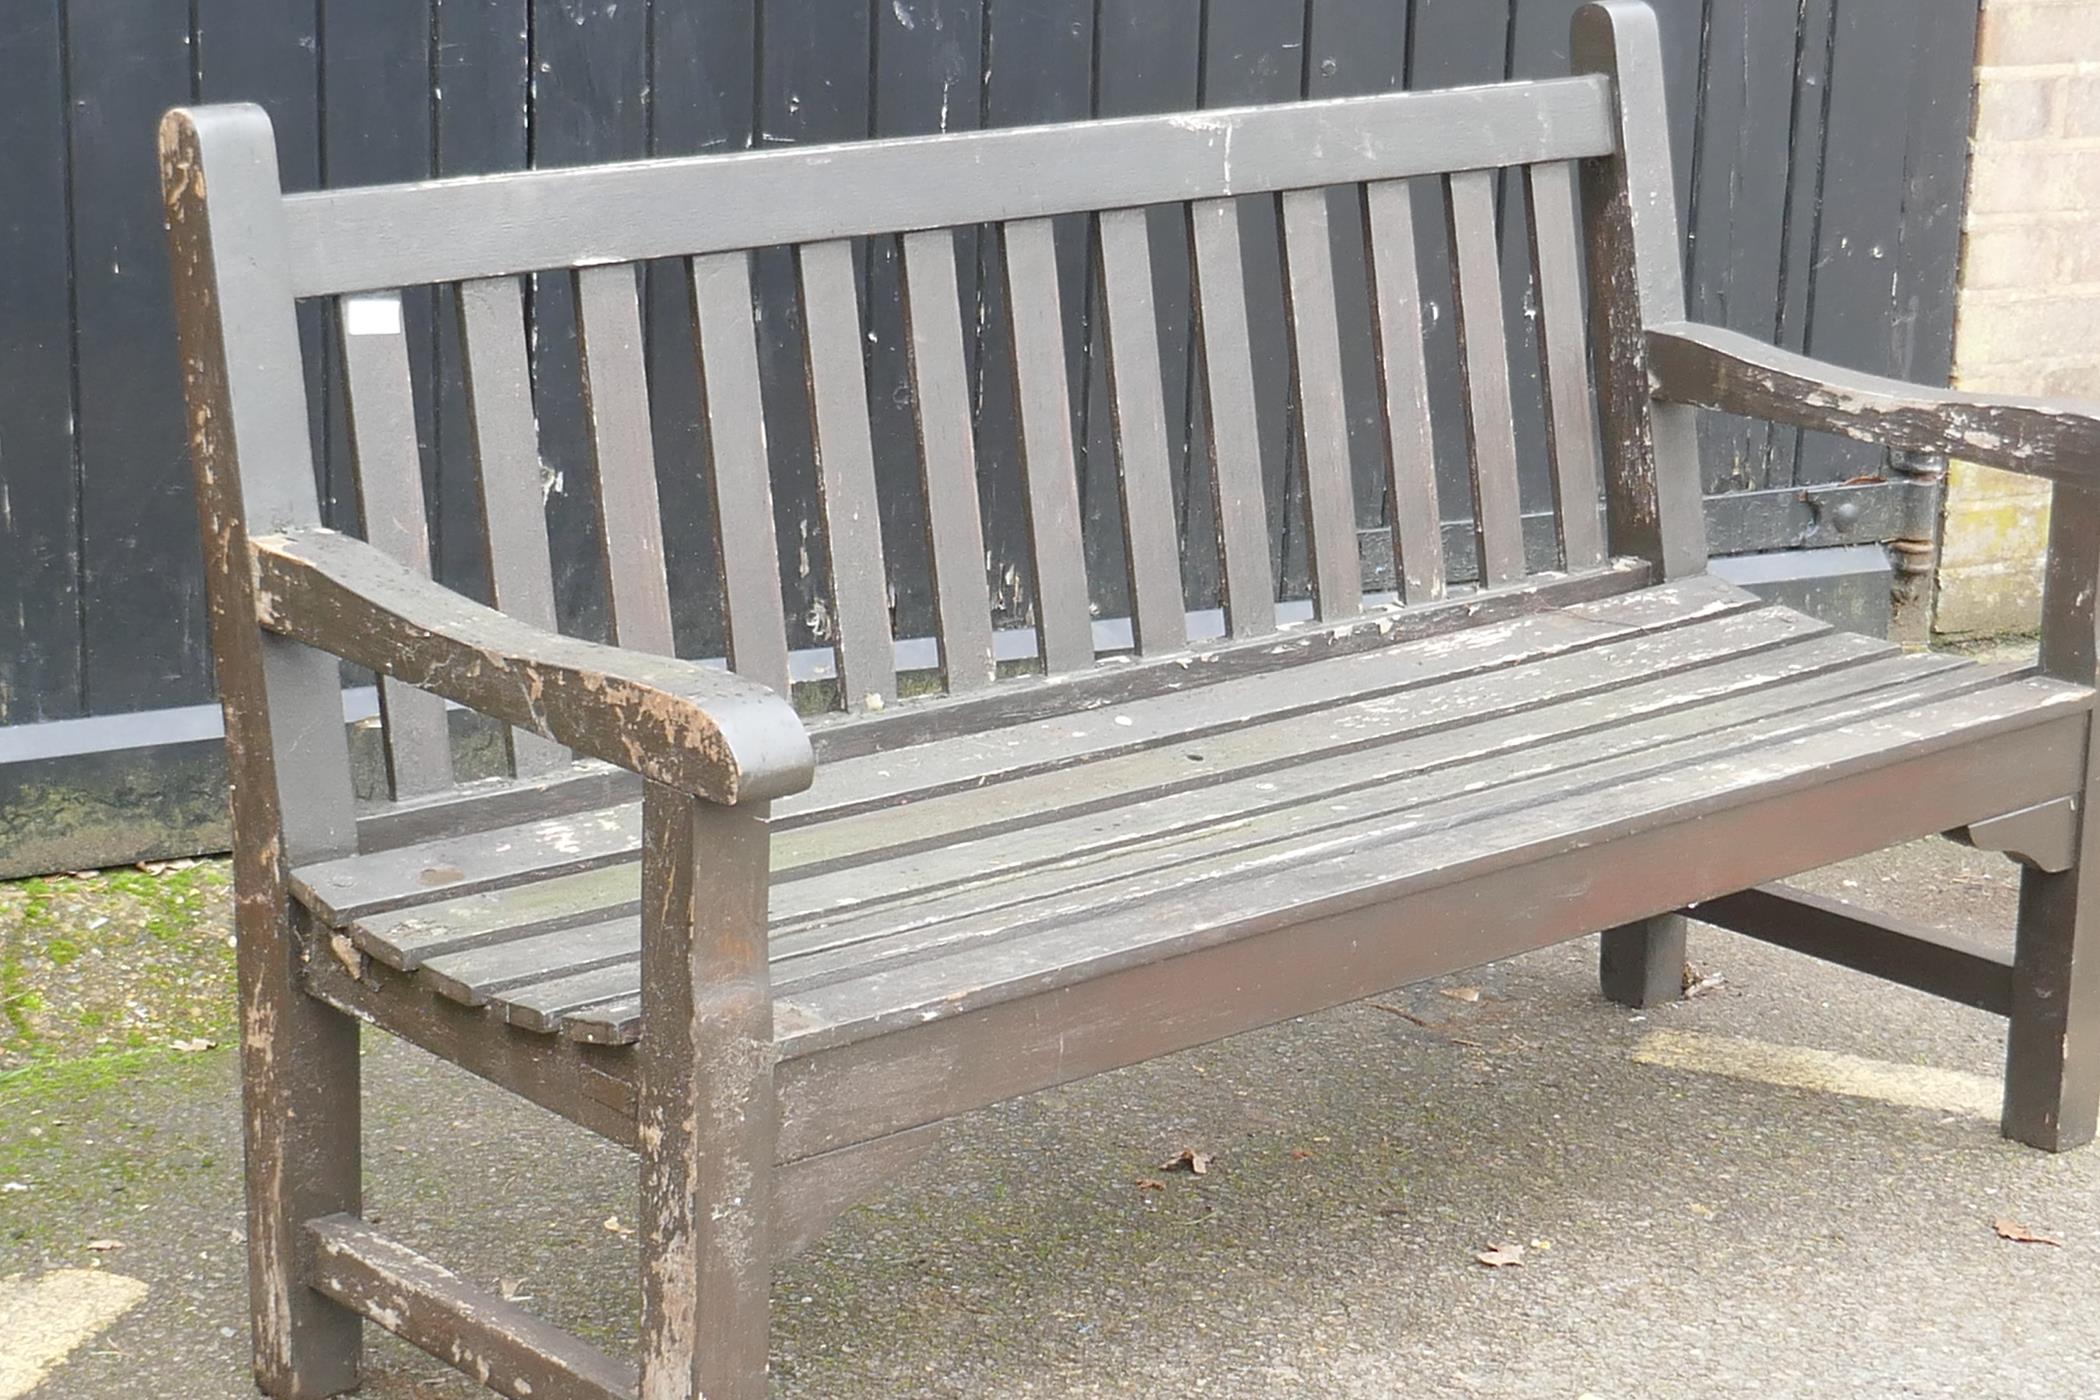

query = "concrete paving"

[6,836,2100,1398]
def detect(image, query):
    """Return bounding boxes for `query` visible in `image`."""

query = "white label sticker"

[343,295,404,338]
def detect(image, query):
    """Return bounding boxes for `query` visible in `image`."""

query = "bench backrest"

[164,0,1700,851]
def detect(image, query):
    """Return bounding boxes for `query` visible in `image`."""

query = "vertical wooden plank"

[1443,169,1527,589]
[319,0,436,536]
[575,263,677,655]
[690,253,793,697]
[456,277,568,776]
[1572,0,1709,581]
[637,786,775,1400]
[900,230,997,692]
[1094,210,1189,654]
[1525,161,1608,570]
[1769,0,1838,489]
[1277,189,1364,619]
[1361,179,1445,604]
[1405,0,1515,571]
[1001,218,1096,675]
[338,293,455,798]
[0,0,82,724]
[648,0,756,664]
[756,2,874,659]
[162,105,362,1396]
[1685,0,1802,493]
[1088,0,1205,613]
[529,0,652,644]
[1200,0,1313,598]
[432,0,530,604]
[70,0,208,714]
[975,0,1097,639]
[868,0,986,650]
[1187,200,1278,638]
[798,239,898,709]
[1305,0,1412,547]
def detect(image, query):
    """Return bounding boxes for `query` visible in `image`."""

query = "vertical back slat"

[1000,217,1095,674]
[688,252,792,696]
[575,262,677,654]
[1361,180,1446,605]
[797,238,897,709]
[1187,198,1276,637]
[1278,188,1363,621]
[1525,161,1609,571]
[1094,208,1188,655]
[456,275,567,775]
[337,291,454,797]
[899,229,996,693]
[1443,169,1527,589]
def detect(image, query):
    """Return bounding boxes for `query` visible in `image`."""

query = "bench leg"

[1599,914,1688,1009]
[2004,856,2100,1152]
[242,900,363,1397]
[638,787,776,1400]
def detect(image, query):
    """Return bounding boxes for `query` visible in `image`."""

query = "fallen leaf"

[1475,1243,1525,1269]
[1135,1178,1166,1192]
[1993,1218,2062,1247]
[1439,987,1482,1003]
[84,1239,125,1253]
[169,1038,217,1053]
[499,1276,532,1301]
[67,869,100,880]
[1684,972,1729,999]
[1290,1148,1316,1161]
[1158,1149,1214,1176]
[602,1215,635,1237]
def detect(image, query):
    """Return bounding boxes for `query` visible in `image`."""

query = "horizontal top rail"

[278,76,1614,296]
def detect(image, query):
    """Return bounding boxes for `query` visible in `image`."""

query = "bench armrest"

[1647,320,2100,485]
[250,527,814,805]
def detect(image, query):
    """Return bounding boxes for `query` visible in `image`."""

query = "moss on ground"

[0,859,236,1100]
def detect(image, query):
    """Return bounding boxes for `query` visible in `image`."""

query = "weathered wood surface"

[162,103,367,1397]
[307,1214,638,1400]
[251,527,812,805]
[1692,884,2015,1016]
[285,590,2090,1070]
[1648,319,2100,488]
[280,79,1617,296]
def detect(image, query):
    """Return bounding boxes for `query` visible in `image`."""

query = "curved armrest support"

[1647,321,2100,484]
[250,528,814,804]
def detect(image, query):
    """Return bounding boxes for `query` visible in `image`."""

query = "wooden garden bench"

[163,4,2100,1396]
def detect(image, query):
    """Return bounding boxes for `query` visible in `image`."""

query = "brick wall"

[1937,0,2100,636]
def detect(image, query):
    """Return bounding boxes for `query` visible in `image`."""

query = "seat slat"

[799,238,899,709]
[689,252,793,696]
[337,291,453,798]
[1278,187,1364,620]
[341,594,1803,971]
[309,582,1761,928]
[1525,161,1608,571]
[1361,180,1445,604]
[1188,197,1278,638]
[1001,217,1095,674]
[419,914,643,1007]
[1442,169,1526,589]
[1095,208,1190,655]
[456,275,568,776]
[763,631,1902,953]
[899,229,996,693]
[575,262,677,654]
[776,672,2085,1051]
[529,652,2067,1049]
